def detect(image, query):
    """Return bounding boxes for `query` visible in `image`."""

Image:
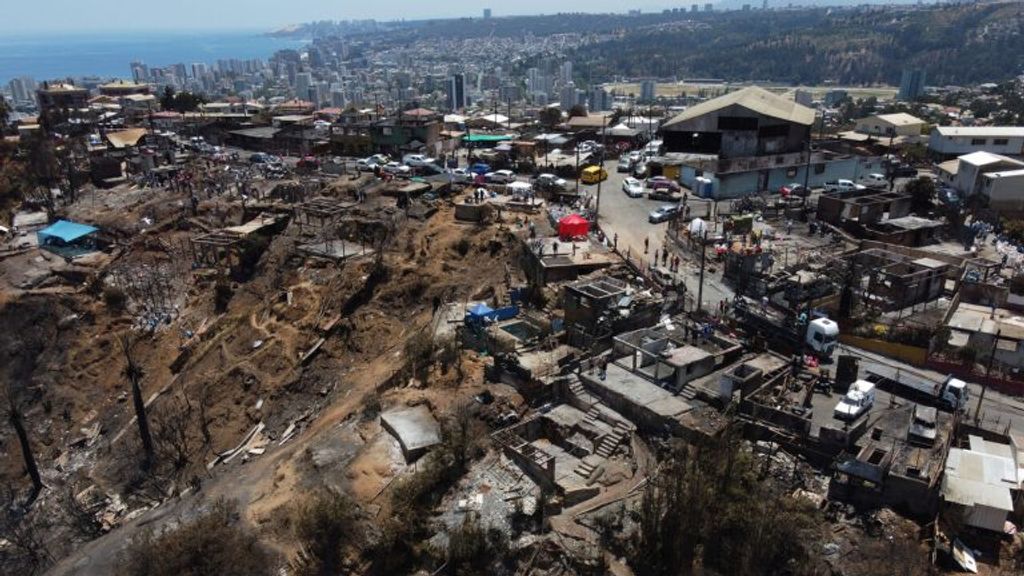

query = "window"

[994,138,1009,146]
[814,163,826,175]
[971,138,987,146]
[775,156,785,165]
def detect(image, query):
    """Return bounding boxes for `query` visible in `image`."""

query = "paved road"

[590,160,734,308]
[836,343,1024,431]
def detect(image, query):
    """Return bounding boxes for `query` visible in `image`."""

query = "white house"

[936,151,1024,208]
[941,435,1022,532]
[854,112,925,138]
[929,126,1024,158]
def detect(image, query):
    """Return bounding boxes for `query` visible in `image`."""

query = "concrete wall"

[700,154,884,199]
[984,172,1024,211]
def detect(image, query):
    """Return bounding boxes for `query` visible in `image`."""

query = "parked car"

[629,150,643,164]
[622,177,644,198]
[779,182,809,198]
[533,173,568,191]
[297,156,321,169]
[859,173,888,189]
[469,162,492,175]
[648,204,680,224]
[823,179,865,193]
[402,154,436,167]
[448,168,474,183]
[617,154,633,173]
[382,162,411,177]
[485,169,517,184]
[890,164,918,178]
[651,266,681,289]
[632,162,649,179]
[580,165,608,184]
[647,176,681,192]
[249,153,270,164]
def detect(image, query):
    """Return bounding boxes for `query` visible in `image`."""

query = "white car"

[382,162,411,176]
[448,167,474,183]
[485,170,516,184]
[402,154,435,167]
[356,158,377,171]
[622,177,644,197]
[533,173,568,190]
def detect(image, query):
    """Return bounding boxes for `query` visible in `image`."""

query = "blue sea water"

[0,30,307,83]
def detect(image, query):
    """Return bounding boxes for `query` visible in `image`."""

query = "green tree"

[159,86,177,111]
[0,94,9,134]
[904,176,936,213]
[538,106,562,128]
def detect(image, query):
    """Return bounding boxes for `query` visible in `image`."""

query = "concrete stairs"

[594,422,631,459]
[582,406,601,427]
[678,383,699,401]
[569,378,586,397]
[573,458,598,479]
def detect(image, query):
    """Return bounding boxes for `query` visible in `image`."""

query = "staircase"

[582,406,601,427]
[678,383,699,401]
[594,421,631,459]
[573,458,598,479]
[569,378,586,397]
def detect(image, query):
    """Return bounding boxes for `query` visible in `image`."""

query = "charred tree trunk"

[8,398,42,494]
[121,336,155,470]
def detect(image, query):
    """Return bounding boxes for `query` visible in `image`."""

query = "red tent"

[558,214,590,238]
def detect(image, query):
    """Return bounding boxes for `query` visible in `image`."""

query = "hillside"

[570,4,1024,86]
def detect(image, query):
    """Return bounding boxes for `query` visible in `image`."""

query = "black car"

[890,164,917,178]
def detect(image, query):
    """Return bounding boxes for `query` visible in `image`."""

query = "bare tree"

[120,334,154,470]
[5,385,42,496]
[151,392,198,471]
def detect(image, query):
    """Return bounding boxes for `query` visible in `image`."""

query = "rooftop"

[663,86,816,128]
[935,126,1024,138]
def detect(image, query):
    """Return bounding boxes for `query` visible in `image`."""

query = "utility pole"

[575,146,580,196]
[595,114,606,222]
[975,328,1000,423]
[697,229,707,311]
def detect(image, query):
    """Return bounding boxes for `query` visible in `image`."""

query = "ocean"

[0,30,307,83]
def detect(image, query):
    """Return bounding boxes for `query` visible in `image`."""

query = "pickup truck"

[824,179,866,194]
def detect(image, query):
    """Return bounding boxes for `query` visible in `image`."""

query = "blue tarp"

[38,220,98,244]
[467,303,494,317]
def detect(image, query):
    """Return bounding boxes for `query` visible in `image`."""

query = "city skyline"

[0,1,675,33]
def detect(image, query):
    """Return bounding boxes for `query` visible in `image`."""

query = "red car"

[779,182,809,198]
[647,176,681,192]
[297,156,321,169]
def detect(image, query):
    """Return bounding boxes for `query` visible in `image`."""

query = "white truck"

[732,299,840,358]
[834,379,876,421]
[863,368,970,412]
[823,179,866,194]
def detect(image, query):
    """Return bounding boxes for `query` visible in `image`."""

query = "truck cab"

[940,376,970,412]
[834,379,876,421]
[806,317,839,357]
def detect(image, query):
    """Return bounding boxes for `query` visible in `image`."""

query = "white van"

[834,380,876,421]
[859,173,888,189]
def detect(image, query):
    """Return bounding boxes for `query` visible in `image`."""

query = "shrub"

[119,499,274,576]
[103,286,127,311]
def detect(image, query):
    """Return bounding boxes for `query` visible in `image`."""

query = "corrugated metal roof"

[106,128,147,149]
[663,86,815,128]
[936,126,1024,137]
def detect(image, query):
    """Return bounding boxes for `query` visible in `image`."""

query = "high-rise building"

[590,87,611,112]
[483,8,492,18]
[295,72,313,102]
[560,61,573,85]
[446,73,467,111]
[691,4,699,11]
[560,82,577,111]
[191,63,208,79]
[8,76,37,104]
[898,68,926,101]
[704,3,713,11]
[640,80,656,103]
[130,61,149,82]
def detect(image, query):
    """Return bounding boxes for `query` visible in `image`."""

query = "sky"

[0,1,670,33]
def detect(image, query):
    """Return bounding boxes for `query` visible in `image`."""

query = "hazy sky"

[1,1,668,33]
